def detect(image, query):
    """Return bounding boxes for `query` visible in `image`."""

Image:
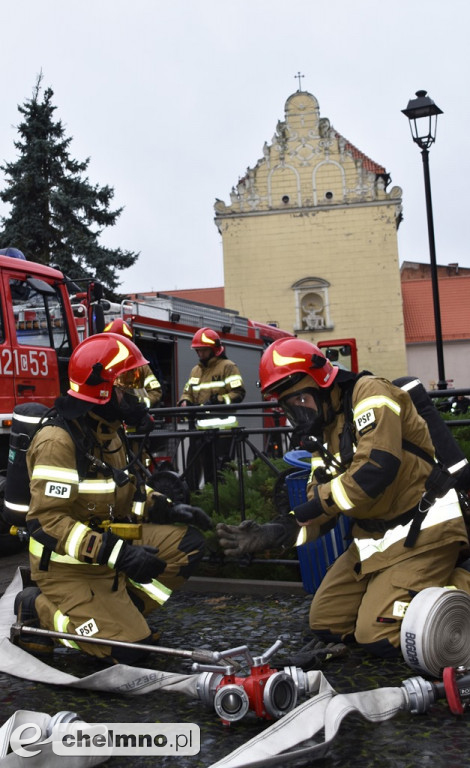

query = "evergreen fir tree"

[0,75,138,295]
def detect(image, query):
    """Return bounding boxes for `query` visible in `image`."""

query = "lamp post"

[402,90,446,389]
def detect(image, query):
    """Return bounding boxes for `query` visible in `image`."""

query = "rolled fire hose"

[400,586,470,676]
[2,571,470,767]
[208,587,470,768]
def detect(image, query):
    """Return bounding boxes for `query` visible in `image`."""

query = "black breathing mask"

[280,388,326,439]
[94,388,154,433]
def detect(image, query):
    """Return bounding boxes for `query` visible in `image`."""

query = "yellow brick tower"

[214,89,407,379]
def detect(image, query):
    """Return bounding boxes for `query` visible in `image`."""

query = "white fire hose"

[1,569,470,767]
[207,586,470,767]
[400,586,470,676]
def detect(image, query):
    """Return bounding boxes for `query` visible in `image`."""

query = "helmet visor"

[262,372,308,398]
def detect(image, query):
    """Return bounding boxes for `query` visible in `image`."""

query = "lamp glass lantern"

[401,90,443,150]
[401,90,447,390]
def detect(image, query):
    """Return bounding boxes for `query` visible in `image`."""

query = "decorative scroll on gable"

[214,89,398,223]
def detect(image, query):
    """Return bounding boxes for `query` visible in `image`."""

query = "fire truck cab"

[0,255,295,471]
[0,256,84,468]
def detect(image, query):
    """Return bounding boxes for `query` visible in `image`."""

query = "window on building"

[292,277,333,333]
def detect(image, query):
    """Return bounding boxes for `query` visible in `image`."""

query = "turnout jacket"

[26,413,150,569]
[178,355,245,406]
[299,376,468,574]
[115,363,162,408]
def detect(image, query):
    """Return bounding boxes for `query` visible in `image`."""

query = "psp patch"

[355,408,376,434]
[392,600,410,618]
[45,481,72,498]
[75,618,99,637]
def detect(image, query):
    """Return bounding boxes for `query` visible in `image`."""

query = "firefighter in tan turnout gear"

[14,333,209,663]
[103,318,163,408]
[178,327,246,489]
[104,318,163,468]
[217,338,470,658]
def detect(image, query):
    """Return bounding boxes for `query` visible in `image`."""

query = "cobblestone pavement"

[0,551,469,767]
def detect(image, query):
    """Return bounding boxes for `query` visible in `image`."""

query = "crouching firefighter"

[14,333,210,664]
[217,338,470,659]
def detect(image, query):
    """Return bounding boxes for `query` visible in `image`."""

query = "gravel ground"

[1,552,469,767]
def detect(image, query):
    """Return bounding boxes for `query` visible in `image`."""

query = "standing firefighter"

[178,327,246,489]
[103,318,163,408]
[14,333,210,663]
[217,338,470,658]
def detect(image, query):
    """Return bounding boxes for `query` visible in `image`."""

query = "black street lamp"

[402,90,446,390]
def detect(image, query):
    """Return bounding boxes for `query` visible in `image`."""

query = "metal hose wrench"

[11,624,307,724]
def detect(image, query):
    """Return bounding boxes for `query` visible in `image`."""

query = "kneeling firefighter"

[217,338,470,658]
[14,333,211,663]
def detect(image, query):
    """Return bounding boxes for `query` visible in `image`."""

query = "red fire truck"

[0,252,359,553]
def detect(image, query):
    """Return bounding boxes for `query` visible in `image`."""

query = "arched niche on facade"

[313,160,346,205]
[291,277,333,333]
[268,164,301,208]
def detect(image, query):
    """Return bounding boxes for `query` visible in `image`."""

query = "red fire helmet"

[259,337,339,397]
[68,333,148,405]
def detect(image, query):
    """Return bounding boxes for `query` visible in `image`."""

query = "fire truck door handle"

[18,384,36,394]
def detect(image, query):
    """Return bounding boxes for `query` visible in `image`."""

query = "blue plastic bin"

[284,465,351,594]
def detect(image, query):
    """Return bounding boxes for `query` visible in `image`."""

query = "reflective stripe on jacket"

[303,376,468,573]
[178,356,245,406]
[26,419,148,566]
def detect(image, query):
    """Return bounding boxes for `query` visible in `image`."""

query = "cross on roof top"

[295,72,304,91]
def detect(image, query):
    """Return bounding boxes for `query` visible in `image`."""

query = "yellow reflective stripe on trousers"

[196,416,238,429]
[65,522,91,559]
[31,465,79,483]
[331,475,353,511]
[355,489,462,562]
[54,610,81,649]
[353,395,401,419]
[128,578,172,605]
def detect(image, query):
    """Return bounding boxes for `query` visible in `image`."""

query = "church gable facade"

[214,90,407,380]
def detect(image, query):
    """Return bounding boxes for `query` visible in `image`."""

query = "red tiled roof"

[402,277,470,342]
[335,132,386,174]
[161,287,225,307]
[128,287,225,308]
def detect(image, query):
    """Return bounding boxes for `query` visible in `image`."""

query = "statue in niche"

[302,293,325,330]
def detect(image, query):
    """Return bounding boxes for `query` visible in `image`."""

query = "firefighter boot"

[13,587,54,657]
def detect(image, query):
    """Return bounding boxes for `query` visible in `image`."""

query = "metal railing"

[140,387,470,580]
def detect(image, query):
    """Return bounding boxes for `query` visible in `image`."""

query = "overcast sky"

[1,1,469,298]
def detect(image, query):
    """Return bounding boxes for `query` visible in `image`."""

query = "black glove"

[173,504,213,530]
[294,486,324,523]
[148,494,213,531]
[115,389,155,433]
[216,516,298,558]
[201,394,220,406]
[98,531,166,582]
